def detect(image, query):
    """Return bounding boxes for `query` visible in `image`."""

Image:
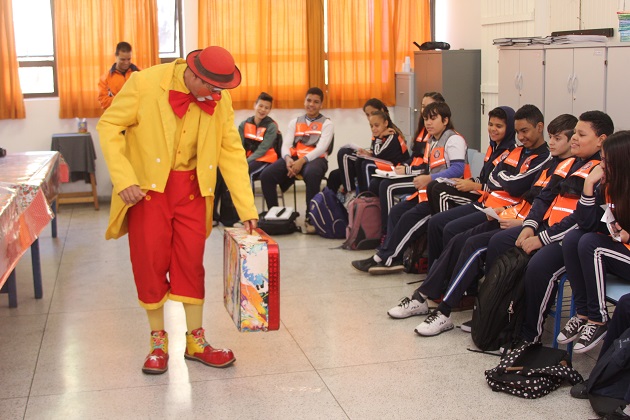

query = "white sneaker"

[414,311,454,337]
[387,297,429,319]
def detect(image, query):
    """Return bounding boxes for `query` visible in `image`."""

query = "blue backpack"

[307,187,348,239]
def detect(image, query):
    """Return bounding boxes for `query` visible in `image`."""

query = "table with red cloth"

[0,151,60,307]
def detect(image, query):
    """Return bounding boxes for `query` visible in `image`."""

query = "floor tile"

[26,371,347,420]
[30,304,313,396]
[319,353,595,420]
[0,397,27,420]
[0,314,47,398]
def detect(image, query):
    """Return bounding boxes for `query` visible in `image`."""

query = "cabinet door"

[544,48,574,120]
[424,52,444,94]
[606,47,630,130]
[572,48,606,118]
[395,73,414,108]
[393,106,415,145]
[518,49,545,110]
[498,49,521,110]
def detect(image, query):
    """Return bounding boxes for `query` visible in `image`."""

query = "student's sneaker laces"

[398,297,413,308]
[580,323,598,342]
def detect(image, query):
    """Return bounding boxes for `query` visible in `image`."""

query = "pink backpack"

[341,192,382,250]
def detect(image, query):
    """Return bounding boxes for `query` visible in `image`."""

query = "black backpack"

[403,232,428,274]
[587,327,630,416]
[257,209,299,235]
[471,247,531,351]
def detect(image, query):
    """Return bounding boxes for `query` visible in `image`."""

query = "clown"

[98,46,258,374]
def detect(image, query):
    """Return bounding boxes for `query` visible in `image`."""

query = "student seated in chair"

[351,101,466,274]
[260,87,334,233]
[484,111,613,349]
[329,98,404,199]
[351,110,408,193]
[214,92,279,226]
[559,129,630,354]
[368,92,445,238]
[239,92,280,183]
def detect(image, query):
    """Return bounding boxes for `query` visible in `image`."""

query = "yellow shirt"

[171,63,200,170]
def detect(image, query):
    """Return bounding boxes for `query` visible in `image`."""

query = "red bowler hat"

[186,46,241,89]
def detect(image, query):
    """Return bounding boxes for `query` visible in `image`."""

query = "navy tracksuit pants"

[260,156,328,210]
[414,220,501,312]
[563,229,630,324]
[376,199,430,265]
[427,203,488,268]
[369,177,416,235]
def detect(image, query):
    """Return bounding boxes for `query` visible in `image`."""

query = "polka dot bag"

[485,341,584,399]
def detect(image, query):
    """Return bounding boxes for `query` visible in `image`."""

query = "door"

[498,49,520,110]
[544,48,574,120]
[572,47,606,118]
[518,49,545,110]
[606,47,630,130]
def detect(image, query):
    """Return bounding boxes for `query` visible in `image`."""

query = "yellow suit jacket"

[97,59,258,239]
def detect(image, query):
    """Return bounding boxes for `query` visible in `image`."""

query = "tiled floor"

[0,200,602,419]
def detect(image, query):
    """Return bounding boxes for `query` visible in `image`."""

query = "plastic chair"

[550,273,576,356]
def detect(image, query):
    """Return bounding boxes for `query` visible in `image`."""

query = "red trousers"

[127,170,206,309]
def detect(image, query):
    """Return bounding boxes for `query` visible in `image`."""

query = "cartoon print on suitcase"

[223,228,280,331]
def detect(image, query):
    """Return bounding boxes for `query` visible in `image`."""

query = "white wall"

[435,0,482,49]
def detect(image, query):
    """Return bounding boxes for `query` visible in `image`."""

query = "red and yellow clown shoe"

[142,330,169,374]
[184,328,236,368]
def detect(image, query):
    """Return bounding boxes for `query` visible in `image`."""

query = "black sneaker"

[557,315,587,344]
[352,257,378,273]
[570,381,588,399]
[574,322,607,354]
[460,319,472,333]
[368,260,405,275]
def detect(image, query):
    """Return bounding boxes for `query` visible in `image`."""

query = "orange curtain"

[327,0,430,108]
[306,0,325,91]
[54,0,159,119]
[198,0,310,109]
[0,0,25,119]
[393,0,431,77]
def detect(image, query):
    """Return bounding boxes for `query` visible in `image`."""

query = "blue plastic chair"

[550,273,576,356]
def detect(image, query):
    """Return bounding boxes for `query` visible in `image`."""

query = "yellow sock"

[146,306,165,332]
[183,303,203,333]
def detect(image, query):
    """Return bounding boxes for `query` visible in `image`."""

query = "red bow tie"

[169,90,219,118]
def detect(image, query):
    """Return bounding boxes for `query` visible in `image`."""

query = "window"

[158,0,183,63]
[13,0,56,97]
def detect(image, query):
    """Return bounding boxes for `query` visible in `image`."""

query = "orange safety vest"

[406,129,462,203]
[480,147,538,208]
[243,122,278,163]
[289,115,329,159]
[544,159,600,226]
[409,127,429,168]
[497,167,551,219]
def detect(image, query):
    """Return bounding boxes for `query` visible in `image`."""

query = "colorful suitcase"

[223,227,280,331]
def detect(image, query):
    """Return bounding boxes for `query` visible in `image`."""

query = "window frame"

[159,0,184,64]
[17,0,58,98]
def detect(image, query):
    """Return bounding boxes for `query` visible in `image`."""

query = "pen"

[276,207,286,217]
